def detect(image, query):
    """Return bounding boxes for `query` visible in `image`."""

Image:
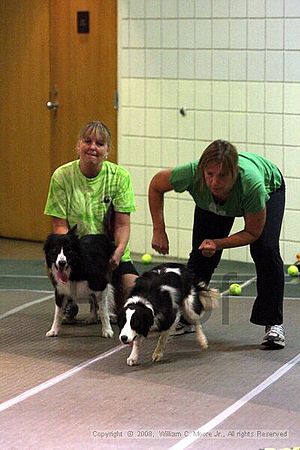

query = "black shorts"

[112,260,139,286]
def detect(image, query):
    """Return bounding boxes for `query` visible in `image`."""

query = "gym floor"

[0,238,299,450]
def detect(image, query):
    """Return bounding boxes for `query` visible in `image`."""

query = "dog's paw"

[152,351,163,362]
[45,329,58,337]
[127,357,138,366]
[101,328,114,338]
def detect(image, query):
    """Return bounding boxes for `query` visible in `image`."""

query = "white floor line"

[169,352,300,450]
[0,345,125,413]
[0,274,48,279]
[0,294,53,320]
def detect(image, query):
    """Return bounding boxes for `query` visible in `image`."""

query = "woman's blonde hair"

[197,139,239,188]
[78,120,112,148]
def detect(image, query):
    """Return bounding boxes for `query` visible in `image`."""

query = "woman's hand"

[199,239,217,257]
[152,229,169,255]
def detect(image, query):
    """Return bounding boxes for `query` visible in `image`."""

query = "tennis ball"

[287,265,299,277]
[229,283,242,296]
[141,253,152,265]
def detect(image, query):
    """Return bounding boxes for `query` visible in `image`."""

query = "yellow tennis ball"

[141,253,152,264]
[287,265,299,277]
[229,283,242,295]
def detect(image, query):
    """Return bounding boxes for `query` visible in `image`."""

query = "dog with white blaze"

[44,226,115,338]
[117,263,219,366]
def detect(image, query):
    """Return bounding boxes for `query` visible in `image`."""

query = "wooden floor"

[1,238,300,450]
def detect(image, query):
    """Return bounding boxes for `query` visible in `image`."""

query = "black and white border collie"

[43,226,115,338]
[118,263,219,366]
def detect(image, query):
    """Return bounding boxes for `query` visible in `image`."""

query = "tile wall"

[118,0,300,264]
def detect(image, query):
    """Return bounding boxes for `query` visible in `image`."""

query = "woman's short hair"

[78,120,112,148]
[197,139,239,187]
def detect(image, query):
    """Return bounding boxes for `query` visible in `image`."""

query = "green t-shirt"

[170,152,282,217]
[44,160,136,261]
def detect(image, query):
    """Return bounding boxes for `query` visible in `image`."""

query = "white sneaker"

[169,322,195,336]
[262,324,285,349]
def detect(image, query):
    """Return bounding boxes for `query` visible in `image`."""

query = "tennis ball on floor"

[141,253,152,265]
[229,283,242,295]
[287,265,299,277]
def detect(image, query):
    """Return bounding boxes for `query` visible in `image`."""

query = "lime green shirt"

[44,160,136,261]
[170,152,282,217]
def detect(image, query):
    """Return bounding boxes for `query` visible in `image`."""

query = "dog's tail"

[197,282,220,311]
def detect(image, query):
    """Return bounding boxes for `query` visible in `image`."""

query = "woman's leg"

[250,183,285,326]
[187,206,234,284]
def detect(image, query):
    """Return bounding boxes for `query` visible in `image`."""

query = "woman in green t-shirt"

[149,139,285,349]
[44,120,138,314]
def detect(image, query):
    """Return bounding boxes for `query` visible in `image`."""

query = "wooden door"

[0,0,117,241]
[49,0,117,171]
[0,0,52,241]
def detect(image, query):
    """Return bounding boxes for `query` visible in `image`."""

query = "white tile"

[119,0,129,19]
[212,0,229,17]
[265,114,283,145]
[195,111,212,140]
[145,49,161,78]
[285,0,300,17]
[178,50,195,79]
[229,112,247,142]
[133,195,146,223]
[247,51,265,81]
[285,19,300,50]
[130,78,145,106]
[178,0,195,18]
[266,19,284,50]
[129,107,145,135]
[129,19,145,47]
[165,197,178,227]
[265,145,283,172]
[247,82,265,112]
[146,20,161,48]
[284,52,300,82]
[161,139,178,167]
[178,229,193,259]
[177,139,195,165]
[130,166,146,195]
[120,49,129,77]
[265,82,283,113]
[165,227,179,258]
[247,0,265,18]
[248,19,265,49]
[195,19,212,48]
[230,20,247,49]
[212,112,230,140]
[145,137,161,166]
[178,199,194,228]
[195,80,212,110]
[162,109,178,138]
[195,0,212,18]
[145,0,161,18]
[212,50,229,79]
[283,147,300,178]
[129,0,144,18]
[128,137,145,165]
[161,50,178,78]
[230,0,247,17]
[247,113,265,143]
[161,80,178,107]
[212,19,229,48]
[118,135,129,165]
[162,20,178,48]
[121,18,129,47]
[286,180,300,209]
[178,80,196,109]
[229,81,247,111]
[145,108,161,137]
[120,107,130,137]
[130,224,146,253]
[229,51,247,80]
[266,0,284,17]
[284,211,300,243]
[266,51,284,81]
[212,81,229,110]
[146,79,161,107]
[195,50,212,79]
[120,78,130,106]
[129,49,145,77]
[162,0,178,18]
[284,83,300,114]
[284,240,300,266]
[178,111,195,139]
[283,115,300,146]
[179,19,195,48]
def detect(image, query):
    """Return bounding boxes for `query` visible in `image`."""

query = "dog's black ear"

[138,308,154,337]
[68,225,78,235]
